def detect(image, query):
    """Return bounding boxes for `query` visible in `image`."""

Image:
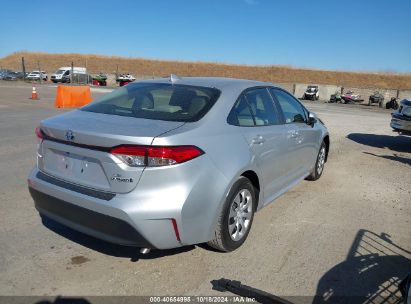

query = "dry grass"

[1,51,411,89]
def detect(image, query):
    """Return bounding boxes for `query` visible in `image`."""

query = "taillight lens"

[35,127,43,141]
[110,145,204,167]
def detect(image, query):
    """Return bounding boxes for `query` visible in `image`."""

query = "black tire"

[307,141,327,181]
[208,177,256,252]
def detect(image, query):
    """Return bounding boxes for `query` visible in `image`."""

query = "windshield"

[55,69,65,74]
[82,83,221,122]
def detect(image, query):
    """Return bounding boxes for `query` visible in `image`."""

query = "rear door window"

[82,83,221,122]
[244,88,280,125]
[227,95,255,126]
[228,88,280,126]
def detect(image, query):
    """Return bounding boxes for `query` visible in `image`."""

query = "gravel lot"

[0,82,410,303]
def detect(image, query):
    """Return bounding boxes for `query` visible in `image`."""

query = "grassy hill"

[1,51,410,89]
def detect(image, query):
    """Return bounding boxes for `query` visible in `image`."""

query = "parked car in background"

[342,90,363,103]
[0,69,12,80]
[303,85,319,100]
[2,71,25,81]
[390,99,411,135]
[368,91,384,107]
[51,67,87,83]
[28,76,330,253]
[62,73,92,84]
[27,71,48,81]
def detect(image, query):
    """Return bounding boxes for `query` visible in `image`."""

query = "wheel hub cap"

[228,189,253,241]
[317,147,326,175]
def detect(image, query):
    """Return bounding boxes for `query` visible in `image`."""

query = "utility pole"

[22,57,26,81]
[71,61,74,84]
[38,61,42,84]
[85,58,88,84]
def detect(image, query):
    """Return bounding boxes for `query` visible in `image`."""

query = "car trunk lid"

[38,110,184,194]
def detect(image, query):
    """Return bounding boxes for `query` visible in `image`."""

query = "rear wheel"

[208,177,256,252]
[307,141,327,181]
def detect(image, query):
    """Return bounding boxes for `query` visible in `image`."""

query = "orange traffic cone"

[31,86,39,100]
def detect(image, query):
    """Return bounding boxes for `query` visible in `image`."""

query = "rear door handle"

[252,135,265,145]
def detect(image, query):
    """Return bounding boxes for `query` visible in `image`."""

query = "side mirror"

[307,112,317,126]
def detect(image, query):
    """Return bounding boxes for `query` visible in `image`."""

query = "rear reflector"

[171,219,181,242]
[35,127,43,140]
[110,145,204,167]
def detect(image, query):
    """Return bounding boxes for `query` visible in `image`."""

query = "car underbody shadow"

[347,133,411,153]
[41,215,195,262]
[314,229,411,304]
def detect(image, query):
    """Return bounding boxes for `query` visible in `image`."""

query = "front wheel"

[208,177,256,252]
[307,141,327,181]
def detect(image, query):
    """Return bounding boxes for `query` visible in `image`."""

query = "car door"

[270,88,320,178]
[227,87,292,204]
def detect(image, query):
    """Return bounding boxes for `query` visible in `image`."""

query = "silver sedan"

[28,76,330,252]
[391,99,411,135]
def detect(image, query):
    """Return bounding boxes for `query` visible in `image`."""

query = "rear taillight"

[35,127,43,141]
[110,145,204,167]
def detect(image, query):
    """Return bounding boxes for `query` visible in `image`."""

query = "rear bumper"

[30,187,153,247]
[28,153,229,249]
[304,94,316,99]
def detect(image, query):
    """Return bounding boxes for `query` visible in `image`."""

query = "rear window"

[82,83,221,122]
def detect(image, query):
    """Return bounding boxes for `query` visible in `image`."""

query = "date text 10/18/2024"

[149,296,256,303]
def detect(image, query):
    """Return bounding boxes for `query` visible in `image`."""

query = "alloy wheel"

[228,189,253,241]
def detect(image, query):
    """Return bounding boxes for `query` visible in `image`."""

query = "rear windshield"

[82,83,221,122]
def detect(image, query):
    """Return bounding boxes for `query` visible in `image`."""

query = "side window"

[271,89,307,124]
[227,95,255,126]
[244,88,280,126]
[228,88,280,127]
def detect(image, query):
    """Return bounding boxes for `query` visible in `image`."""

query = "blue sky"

[1,0,411,72]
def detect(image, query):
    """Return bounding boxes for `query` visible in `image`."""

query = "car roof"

[135,76,274,91]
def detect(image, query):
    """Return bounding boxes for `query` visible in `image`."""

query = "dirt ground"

[0,82,410,303]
